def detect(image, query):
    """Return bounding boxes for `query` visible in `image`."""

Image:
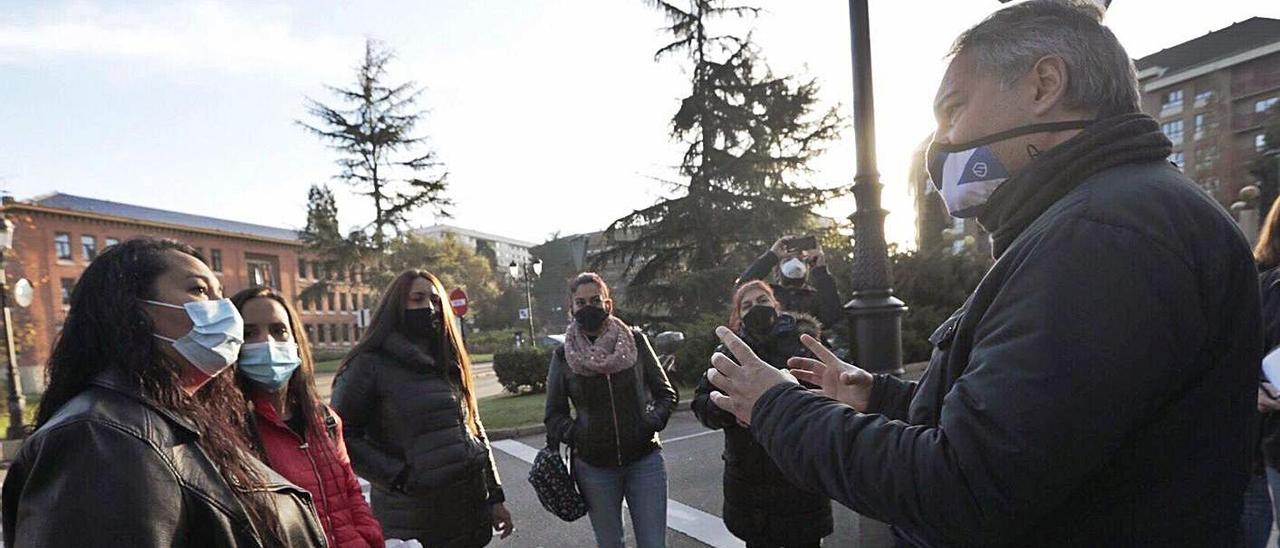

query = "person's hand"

[788,334,874,412]
[707,327,798,426]
[807,245,827,268]
[491,503,514,539]
[770,236,795,259]
[1260,383,1280,413]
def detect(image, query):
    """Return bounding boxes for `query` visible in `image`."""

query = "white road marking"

[492,438,744,548]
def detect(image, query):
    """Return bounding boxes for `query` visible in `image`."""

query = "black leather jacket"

[544,329,678,467]
[1,368,327,547]
[330,332,503,546]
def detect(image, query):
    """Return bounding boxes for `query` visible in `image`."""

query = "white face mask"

[926,120,1094,218]
[142,298,244,377]
[780,258,808,280]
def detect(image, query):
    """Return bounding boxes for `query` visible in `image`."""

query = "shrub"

[665,314,724,388]
[493,347,553,394]
[466,328,522,355]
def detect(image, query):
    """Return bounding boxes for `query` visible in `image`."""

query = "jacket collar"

[90,366,201,436]
[381,331,444,371]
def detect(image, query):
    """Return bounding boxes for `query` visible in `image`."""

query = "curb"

[487,403,694,441]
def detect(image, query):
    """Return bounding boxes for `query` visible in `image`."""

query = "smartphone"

[786,235,818,252]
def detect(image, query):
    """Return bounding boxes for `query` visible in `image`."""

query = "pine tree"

[299,38,451,252]
[594,0,844,317]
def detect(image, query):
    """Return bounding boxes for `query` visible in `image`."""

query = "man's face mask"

[927,120,1093,218]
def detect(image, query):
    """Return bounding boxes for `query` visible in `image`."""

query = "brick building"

[1136,17,1280,207]
[0,193,368,393]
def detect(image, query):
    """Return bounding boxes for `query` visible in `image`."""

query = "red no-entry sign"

[449,288,469,317]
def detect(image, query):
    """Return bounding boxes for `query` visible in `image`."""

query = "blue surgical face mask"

[142,298,244,378]
[927,120,1093,218]
[238,341,302,392]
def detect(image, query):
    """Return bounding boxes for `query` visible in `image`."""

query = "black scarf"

[978,113,1173,258]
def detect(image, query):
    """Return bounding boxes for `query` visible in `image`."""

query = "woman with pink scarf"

[544,272,678,548]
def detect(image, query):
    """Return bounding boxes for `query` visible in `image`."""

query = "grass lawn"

[470,353,494,364]
[315,358,344,374]
[477,385,698,432]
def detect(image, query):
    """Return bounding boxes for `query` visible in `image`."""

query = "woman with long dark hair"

[544,272,678,548]
[1248,197,1280,545]
[231,286,383,547]
[1,237,325,547]
[692,280,833,547]
[331,270,513,546]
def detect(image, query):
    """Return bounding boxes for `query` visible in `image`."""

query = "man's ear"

[605,299,615,315]
[1029,54,1070,116]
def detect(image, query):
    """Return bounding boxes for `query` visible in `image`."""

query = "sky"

[1,0,1278,249]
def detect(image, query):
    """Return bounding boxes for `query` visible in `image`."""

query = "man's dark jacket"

[749,157,1261,546]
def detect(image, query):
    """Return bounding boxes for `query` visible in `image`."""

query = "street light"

[0,217,26,439]
[845,0,907,378]
[509,258,542,346]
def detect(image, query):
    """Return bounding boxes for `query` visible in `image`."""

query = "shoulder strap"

[319,404,339,441]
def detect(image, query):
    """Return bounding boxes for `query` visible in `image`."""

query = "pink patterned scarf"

[563,315,637,377]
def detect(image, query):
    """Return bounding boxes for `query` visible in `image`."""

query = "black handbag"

[528,442,588,522]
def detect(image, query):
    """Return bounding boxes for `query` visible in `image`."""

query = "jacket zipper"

[606,373,622,466]
[293,429,335,542]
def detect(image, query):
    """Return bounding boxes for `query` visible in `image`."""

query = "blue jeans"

[574,449,667,548]
[1242,472,1273,548]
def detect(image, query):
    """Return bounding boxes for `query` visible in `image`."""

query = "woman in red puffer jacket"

[232,287,383,548]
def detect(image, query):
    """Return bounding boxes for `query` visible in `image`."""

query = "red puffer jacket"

[250,392,383,547]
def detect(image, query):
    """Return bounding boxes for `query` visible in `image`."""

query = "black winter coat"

[330,333,503,547]
[737,251,844,329]
[2,368,328,547]
[749,161,1261,546]
[693,314,832,545]
[1258,267,1280,470]
[544,328,679,467]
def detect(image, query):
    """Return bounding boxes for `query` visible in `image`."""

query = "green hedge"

[466,328,522,355]
[493,347,553,394]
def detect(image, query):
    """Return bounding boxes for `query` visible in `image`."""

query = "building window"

[361,293,370,309]
[1161,120,1183,145]
[54,232,71,261]
[246,255,279,288]
[1256,97,1279,113]
[316,324,326,343]
[1199,177,1221,195]
[80,235,97,261]
[1162,89,1183,113]
[1259,133,1270,152]
[336,267,346,281]
[329,324,338,342]
[327,292,335,312]
[104,237,120,249]
[341,324,351,343]
[1196,145,1218,171]
[1193,113,1215,141]
[60,277,75,306]
[1169,151,1184,169]
[1194,89,1215,108]
[340,293,349,311]
[297,259,307,279]
[210,249,223,272]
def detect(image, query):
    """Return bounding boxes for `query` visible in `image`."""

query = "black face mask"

[742,305,778,337]
[574,305,609,332]
[401,307,441,343]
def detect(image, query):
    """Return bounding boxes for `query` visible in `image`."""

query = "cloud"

[0,1,358,77]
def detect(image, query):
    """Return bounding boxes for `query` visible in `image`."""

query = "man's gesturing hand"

[788,334,875,412]
[707,326,798,426]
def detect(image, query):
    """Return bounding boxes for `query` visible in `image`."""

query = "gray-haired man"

[706,1,1261,545]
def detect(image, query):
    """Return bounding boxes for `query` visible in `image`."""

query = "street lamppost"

[508,258,542,346]
[845,0,907,377]
[0,217,26,440]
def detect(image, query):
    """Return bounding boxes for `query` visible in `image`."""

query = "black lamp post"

[844,0,907,377]
[0,217,26,440]
[508,258,542,346]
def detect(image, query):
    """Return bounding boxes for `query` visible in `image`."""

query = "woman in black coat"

[693,280,833,548]
[331,270,513,547]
